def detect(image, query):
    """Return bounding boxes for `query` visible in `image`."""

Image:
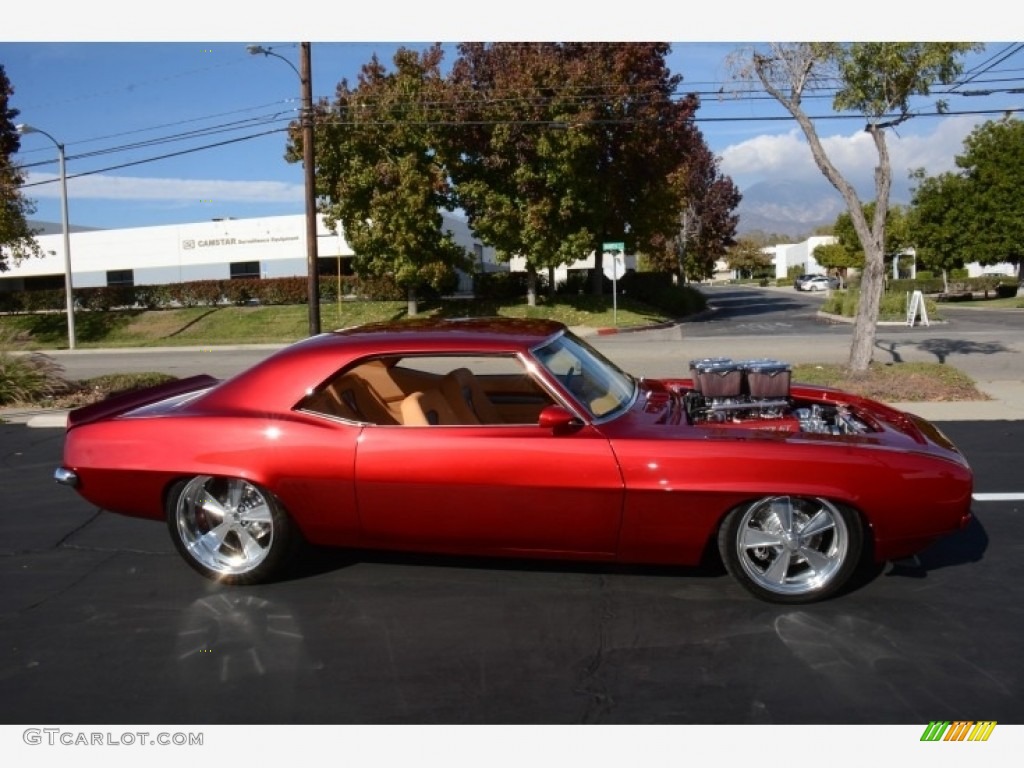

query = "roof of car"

[196,317,568,415]
[331,316,567,345]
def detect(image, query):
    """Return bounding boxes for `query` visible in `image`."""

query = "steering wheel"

[562,367,590,398]
[561,367,577,390]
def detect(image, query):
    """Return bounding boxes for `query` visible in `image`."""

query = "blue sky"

[5,4,1019,230]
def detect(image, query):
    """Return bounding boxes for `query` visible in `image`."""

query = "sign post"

[602,241,626,326]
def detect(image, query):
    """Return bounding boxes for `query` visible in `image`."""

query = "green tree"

[447,43,707,300]
[826,202,911,274]
[1,64,41,271]
[568,43,704,295]
[646,139,741,282]
[726,237,773,279]
[955,117,1024,275]
[444,43,598,304]
[812,242,858,277]
[908,170,969,285]
[734,42,980,372]
[295,46,469,315]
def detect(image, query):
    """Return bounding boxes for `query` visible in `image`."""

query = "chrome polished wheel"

[719,496,862,603]
[168,475,291,583]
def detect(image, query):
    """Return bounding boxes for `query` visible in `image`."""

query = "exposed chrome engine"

[684,358,873,435]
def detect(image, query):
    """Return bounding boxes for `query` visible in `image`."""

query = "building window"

[230,261,261,280]
[107,269,134,287]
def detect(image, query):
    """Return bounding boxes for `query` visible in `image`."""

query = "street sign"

[602,242,626,281]
[601,242,626,326]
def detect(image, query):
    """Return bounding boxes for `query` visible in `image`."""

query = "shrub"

[0,291,24,313]
[0,350,71,405]
[167,280,222,307]
[76,286,138,312]
[85,372,177,397]
[221,279,255,306]
[475,271,532,301]
[889,277,945,295]
[554,271,589,296]
[823,289,938,321]
[259,276,308,305]
[353,274,404,301]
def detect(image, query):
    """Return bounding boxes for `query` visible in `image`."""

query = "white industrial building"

[770,236,838,280]
[5,216,1013,296]
[507,252,637,285]
[767,235,1016,282]
[0,212,504,294]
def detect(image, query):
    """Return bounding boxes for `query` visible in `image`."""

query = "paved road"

[599,285,1024,383]
[1,417,1022,726]
[3,286,1022,732]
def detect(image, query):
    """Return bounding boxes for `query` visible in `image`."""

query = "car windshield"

[531,331,637,419]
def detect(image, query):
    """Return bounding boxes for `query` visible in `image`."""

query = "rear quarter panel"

[62,409,362,546]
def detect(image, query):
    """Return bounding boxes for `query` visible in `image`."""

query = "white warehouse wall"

[0,212,500,290]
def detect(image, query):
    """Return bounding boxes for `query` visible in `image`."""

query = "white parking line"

[973,493,1024,502]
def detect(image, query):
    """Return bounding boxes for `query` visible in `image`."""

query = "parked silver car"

[798,275,839,291]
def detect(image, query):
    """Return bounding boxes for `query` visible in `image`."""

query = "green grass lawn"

[0,296,674,350]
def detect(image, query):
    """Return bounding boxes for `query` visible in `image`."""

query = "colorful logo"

[920,721,997,742]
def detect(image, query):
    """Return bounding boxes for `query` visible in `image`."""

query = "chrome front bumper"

[53,467,79,487]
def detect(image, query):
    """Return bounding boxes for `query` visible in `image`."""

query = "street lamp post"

[16,123,76,350]
[247,43,321,336]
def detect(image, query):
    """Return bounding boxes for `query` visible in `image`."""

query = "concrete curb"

[26,413,68,429]
[595,320,680,336]
[816,310,946,327]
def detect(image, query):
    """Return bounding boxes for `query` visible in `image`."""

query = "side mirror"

[538,405,583,434]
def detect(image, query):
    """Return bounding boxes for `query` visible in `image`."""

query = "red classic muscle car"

[55,317,973,603]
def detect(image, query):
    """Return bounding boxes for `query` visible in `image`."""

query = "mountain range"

[734,179,848,239]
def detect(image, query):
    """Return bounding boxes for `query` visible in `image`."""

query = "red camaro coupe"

[55,318,973,603]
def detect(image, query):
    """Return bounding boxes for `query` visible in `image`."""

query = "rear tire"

[718,496,863,603]
[167,475,296,584]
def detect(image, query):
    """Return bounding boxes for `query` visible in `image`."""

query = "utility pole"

[300,43,321,335]
[249,42,321,335]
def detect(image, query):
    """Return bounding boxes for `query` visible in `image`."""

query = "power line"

[14,49,1024,187]
[19,102,1024,192]
[18,127,289,188]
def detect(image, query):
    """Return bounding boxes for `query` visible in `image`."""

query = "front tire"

[718,496,862,603]
[167,475,295,584]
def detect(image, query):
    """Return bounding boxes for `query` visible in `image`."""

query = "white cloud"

[22,173,304,204]
[719,114,991,202]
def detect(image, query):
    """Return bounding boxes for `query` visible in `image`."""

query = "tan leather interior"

[304,363,402,425]
[400,389,463,426]
[440,367,504,424]
[304,358,551,426]
[354,360,407,422]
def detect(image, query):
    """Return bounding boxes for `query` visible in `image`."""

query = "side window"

[298,357,405,425]
[299,354,556,426]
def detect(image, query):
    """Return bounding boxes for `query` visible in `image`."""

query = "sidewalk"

[887,379,1024,421]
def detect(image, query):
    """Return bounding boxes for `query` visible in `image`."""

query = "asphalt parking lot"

[1,419,1022,725]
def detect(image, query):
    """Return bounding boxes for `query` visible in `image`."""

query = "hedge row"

[889,275,1019,296]
[473,269,706,316]
[1,268,708,317]
[0,274,406,313]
